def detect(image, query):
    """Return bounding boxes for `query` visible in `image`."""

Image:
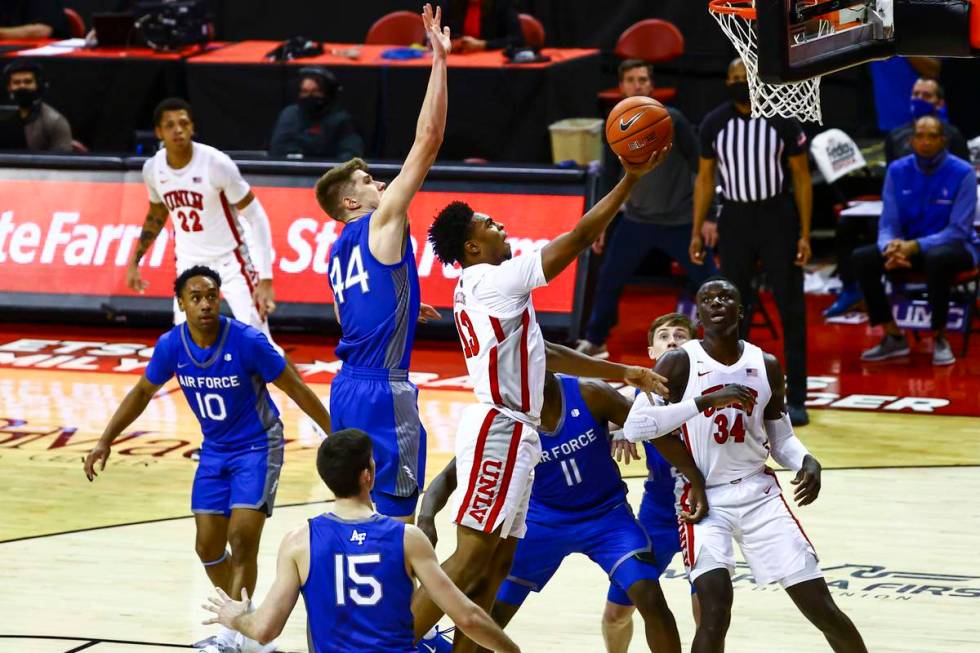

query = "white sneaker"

[240,637,277,653]
[194,635,242,653]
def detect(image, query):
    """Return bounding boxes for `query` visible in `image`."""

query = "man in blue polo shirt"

[853,115,979,366]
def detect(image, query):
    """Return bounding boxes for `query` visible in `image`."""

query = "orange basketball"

[605,96,673,164]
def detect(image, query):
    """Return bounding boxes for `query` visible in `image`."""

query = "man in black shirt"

[690,58,813,426]
[885,78,969,163]
[577,60,717,359]
[268,67,364,160]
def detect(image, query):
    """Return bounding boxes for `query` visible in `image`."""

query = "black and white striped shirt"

[699,103,807,203]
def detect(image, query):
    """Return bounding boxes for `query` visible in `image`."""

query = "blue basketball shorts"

[330,366,426,517]
[606,493,689,606]
[191,425,284,518]
[496,502,661,606]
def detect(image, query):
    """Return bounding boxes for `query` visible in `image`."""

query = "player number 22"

[176,209,203,232]
[334,553,382,606]
[712,413,746,444]
[329,245,371,304]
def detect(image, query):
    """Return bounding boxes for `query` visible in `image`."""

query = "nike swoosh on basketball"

[619,110,647,131]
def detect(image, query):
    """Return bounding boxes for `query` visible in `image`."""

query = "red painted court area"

[1,287,978,416]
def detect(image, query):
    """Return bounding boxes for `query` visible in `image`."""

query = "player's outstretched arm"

[538,148,669,282]
[126,202,169,292]
[84,375,163,480]
[623,350,756,442]
[272,364,332,435]
[544,340,669,397]
[371,4,451,262]
[762,354,820,506]
[203,528,304,644]
[405,526,520,653]
[417,457,458,547]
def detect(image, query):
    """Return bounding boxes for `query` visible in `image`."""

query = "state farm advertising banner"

[0,175,586,312]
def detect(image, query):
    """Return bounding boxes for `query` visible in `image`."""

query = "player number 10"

[194,392,227,421]
[334,553,383,606]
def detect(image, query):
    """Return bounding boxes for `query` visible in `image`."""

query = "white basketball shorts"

[451,404,541,539]
[679,468,822,587]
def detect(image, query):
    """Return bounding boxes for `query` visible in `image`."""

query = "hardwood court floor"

[2,361,979,653]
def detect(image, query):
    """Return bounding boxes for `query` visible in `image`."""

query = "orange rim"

[708,0,756,19]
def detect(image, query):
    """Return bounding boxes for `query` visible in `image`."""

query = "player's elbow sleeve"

[764,413,809,471]
[623,398,698,443]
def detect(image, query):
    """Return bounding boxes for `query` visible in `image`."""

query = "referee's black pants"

[718,195,808,407]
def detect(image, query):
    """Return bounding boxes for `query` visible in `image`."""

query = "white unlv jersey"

[453,252,547,426]
[679,339,773,487]
[143,142,253,263]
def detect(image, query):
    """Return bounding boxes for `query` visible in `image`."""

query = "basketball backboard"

[754,0,980,83]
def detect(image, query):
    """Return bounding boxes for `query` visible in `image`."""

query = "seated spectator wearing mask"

[437,0,523,53]
[853,115,979,367]
[269,67,364,160]
[0,0,69,40]
[1,60,72,152]
[885,78,970,163]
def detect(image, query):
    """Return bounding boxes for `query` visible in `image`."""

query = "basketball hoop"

[709,0,827,123]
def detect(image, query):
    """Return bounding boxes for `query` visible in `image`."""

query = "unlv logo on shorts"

[467,459,502,523]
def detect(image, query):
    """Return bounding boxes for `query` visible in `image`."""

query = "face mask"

[298,95,326,115]
[10,88,40,109]
[909,97,948,121]
[728,81,750,104]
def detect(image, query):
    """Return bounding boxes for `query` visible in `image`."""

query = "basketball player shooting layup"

[414,145,672,653]
[202,429,519,653]
[84,266,333,653]
[623,277,868,653]
[129,98,278,342]
[311,3,450,523]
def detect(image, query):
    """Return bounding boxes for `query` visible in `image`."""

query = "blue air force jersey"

[302,513,415,653]
[636,387,683,528]
[329,212,420,370]
[529,375,627,523]
[145,317,286,449]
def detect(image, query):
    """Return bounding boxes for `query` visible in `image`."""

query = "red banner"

[0,179,585,312]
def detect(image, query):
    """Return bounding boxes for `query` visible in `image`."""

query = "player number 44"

[334,553,382,606]
[329,245,371,305]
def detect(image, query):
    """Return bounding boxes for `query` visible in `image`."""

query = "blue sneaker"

[823,284,863,318]
[417,625,455,653]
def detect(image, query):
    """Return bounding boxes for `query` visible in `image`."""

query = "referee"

[689,58,813,426]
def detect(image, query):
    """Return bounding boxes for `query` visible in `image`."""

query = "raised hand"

[624,365,669,398]
[620,143,672,178]
[422,3,452,58]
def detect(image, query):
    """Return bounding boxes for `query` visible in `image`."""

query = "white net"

[710,1,828,123]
